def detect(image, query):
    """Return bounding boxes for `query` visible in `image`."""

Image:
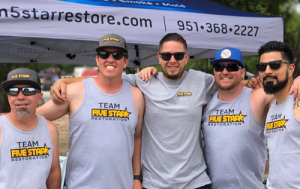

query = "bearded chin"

[14,108,31,118]
[263,77,288,94]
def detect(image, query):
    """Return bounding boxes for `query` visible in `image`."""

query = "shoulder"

[67,80,84,91]
[251,88,274,103]
[251,88,274,105]
[66,80,85,99]
[130,85,143,99]
[45,119,58,136]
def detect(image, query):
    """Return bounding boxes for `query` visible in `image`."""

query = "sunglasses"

[6,87,40,96]
[214,64,241,72]
[256,60,290,72]
[97,51,127,60]
[159,52,186,61]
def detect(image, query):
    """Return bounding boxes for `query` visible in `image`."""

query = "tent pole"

[134,45,140,73]
[135,66,140,73]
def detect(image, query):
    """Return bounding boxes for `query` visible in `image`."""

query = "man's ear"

[289,63,295,77]
[184,53,190,66]
[95,56,100,67]
[123,57,129,69]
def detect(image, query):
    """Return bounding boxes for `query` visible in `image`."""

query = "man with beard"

[258,41,300,189]
[201,47,274,189]
[50,33,216,189]
[0,68,61,189]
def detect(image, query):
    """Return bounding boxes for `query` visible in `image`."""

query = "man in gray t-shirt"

[51,33,216,189]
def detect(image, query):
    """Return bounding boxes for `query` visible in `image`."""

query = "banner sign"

[0,0,284,66]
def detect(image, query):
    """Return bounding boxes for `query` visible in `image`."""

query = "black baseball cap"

[95,33,128,53]
[2,68,41,90]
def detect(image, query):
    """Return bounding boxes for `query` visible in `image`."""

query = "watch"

[134,175,143,183]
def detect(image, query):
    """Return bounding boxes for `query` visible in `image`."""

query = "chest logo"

[177,92,192,96]
[10,141,50,162]
[266,114,288,133]
[91,103,131,121]
[207,109,247,126]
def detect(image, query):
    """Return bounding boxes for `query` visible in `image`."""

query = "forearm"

[46,169,61,189]
[132,136,142,175]
[59,76,89,85]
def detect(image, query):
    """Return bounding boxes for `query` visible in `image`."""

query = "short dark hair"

[159,33,187,51]
[258,41,294,63]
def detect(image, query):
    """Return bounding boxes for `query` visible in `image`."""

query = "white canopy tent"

[0,0,284,68]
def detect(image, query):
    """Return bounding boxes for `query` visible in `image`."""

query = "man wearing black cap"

[201,47,274,189]
[37,34,144,189]
[0,68,61,189]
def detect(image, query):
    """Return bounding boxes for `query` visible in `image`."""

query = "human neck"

[94,74,123,94]
[6,112,38,132]
[273,79,293,105]
[218,84,243,101]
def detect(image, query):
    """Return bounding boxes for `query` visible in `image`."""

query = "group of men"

[0,32,299,189]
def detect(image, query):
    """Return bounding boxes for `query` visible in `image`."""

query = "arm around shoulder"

[46,120,61,189]
[293,98,300,120]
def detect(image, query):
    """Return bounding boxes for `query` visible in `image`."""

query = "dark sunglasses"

[214,64,241,72]
[256,60,290,72]
[97,51,127,60]
[6,87,40,96]
[159,52,186,61]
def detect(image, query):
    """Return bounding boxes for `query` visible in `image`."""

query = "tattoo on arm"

[293,98,300,109]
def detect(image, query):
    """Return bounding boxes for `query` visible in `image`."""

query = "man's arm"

[51,76,89,103]
[251,88,274,125]
[38,81,83,121]
[293,98,300,120]
[37,98,69,121]
[46,120,61,189]
[131,86,144,189]
[51,75,140,104]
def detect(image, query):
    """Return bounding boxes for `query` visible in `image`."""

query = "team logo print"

[177,91,192,96]
[220,49,231,59]
[91,102,131,121]
[266,114,288,133]
[10,141,50,162]
[208,109,247,126]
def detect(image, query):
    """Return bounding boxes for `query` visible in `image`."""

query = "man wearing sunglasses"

[201,47,274,189]
[50,33,216,189]
[257,41,300,189]
[37,34,145,189]
[0,68,61,189]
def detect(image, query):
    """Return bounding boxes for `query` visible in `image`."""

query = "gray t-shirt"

[265,94,300,189]
[202,87,267,189]
[124,69,216,189]
[0,115,53,189]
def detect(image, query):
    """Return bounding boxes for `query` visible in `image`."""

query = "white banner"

[0,0,284,66]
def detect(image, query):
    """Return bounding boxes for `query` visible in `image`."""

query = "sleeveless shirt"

[265,94,300,189]
[0,115,53,189]
[67,78,138,189]
[202,87,267,189]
